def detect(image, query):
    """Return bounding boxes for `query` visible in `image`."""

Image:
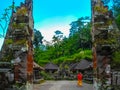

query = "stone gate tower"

[0,0,34,89]
[91,0,119,90]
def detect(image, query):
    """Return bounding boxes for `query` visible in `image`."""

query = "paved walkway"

[33,80,93,90]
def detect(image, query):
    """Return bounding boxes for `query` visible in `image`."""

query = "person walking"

[77,72,83,86]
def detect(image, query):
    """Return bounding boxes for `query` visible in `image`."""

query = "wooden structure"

[69,60,92,80]
[70,59,92,73]
[44,62,59,73]
[33,62,44,80]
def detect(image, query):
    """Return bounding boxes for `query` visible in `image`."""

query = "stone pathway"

[33,80,93,90]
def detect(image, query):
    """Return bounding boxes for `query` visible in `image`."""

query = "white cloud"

[40,24,70,41]
[0,16,78,48]
[34,15,78,41]
[0,38,4,50]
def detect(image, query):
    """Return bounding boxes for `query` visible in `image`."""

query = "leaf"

[4,8,9,11]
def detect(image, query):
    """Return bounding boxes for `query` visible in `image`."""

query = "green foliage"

[16,7,27,16]
[70,50,92,61]
[12,22,26,29]
[113,1,120,17]
[95,38,117,45]
[14,39,26,45]
[5,39,13,45]
[113,51,120,64]
[53,30,63,42]
[64,64,69,70]
[38,60,50,66]
[1,50,13,61]
[34,17,92,66]
[35,49,92,66]
[33,29,43,47]
[53,57,68,65]
[52,49,92,65]
[40,71,54,80]
[115,15,120,30]
[112,0,120,30]
[94,6,108,14]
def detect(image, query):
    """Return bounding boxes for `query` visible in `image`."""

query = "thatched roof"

[71,59,92,70]
[44,62,59,70]
[69,63,77,70]
[33,62,44,70]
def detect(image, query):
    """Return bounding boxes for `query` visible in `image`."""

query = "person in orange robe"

[77,72,83,86]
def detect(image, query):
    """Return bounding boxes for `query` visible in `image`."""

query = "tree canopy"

[33,29,43,48]
[34,17,92,66]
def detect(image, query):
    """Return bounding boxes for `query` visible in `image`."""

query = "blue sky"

[0,0,91,48]
[34,0,91,42]
[34,0,91,23]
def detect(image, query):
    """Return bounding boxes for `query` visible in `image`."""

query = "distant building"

[44,62,59,73]
[70,59,92,73]
[33,62,44,80]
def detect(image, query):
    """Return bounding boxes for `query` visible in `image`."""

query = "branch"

[0,23,4,31]
[4,8,10,20]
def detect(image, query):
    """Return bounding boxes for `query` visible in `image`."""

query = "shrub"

[40,71,54,80]
[113,51,120,64]
[5,39,13,45]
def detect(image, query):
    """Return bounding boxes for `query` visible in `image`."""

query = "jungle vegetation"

[34,17,92,66]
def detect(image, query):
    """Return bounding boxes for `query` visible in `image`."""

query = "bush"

[40,71,54,80]
[5,39,13,45]
[112,51,120,65]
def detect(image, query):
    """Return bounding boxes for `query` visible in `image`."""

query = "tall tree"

[52,30,64,58]
[52,30,63,43]
[69,17,92,49]
[113,1,120,30]
[33,29,43,48]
